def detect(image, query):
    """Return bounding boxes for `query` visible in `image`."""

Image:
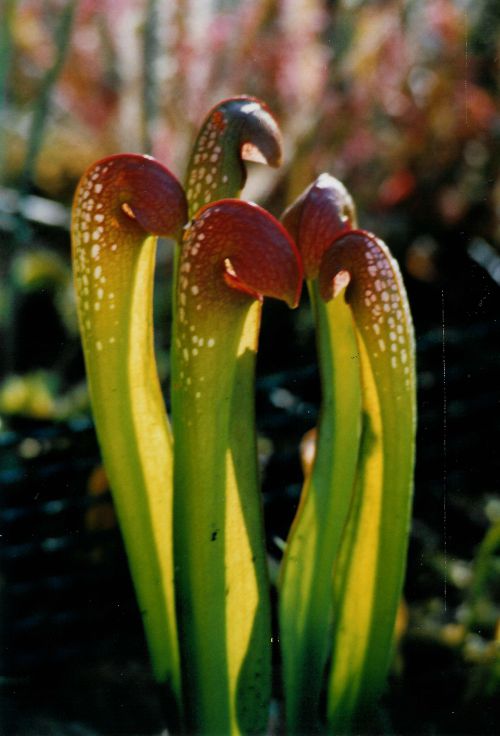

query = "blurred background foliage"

[1,0,499,412]
[0,1,499,734]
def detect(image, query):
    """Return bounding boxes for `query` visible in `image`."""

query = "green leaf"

[279,284,362,733]
[171,199,301,734]
[279,175,361,734]
[71,154,187,727]
[319,229,416,732]
[170,98,285,732]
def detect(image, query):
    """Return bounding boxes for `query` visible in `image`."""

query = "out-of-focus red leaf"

[379,170,417,208]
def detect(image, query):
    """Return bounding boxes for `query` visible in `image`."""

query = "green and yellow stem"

[170,97,285,732]
[171,199,302,734]
[318,229,416,732]
[279,285,361,733]
[71,154,187,720]
[279,175,362,733]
